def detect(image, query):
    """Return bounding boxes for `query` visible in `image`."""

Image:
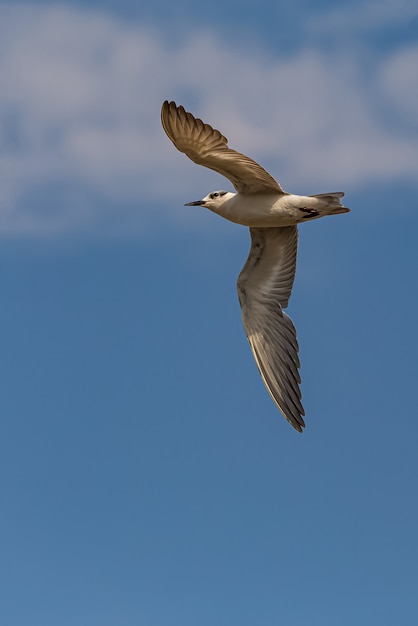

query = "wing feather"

[161,101,285,195]
[237,226,305,431]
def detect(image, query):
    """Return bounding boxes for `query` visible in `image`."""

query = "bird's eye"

[211,192,219,198]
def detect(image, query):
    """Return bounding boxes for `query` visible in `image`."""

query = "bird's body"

[161,100,349,432]
[196,190,348,227]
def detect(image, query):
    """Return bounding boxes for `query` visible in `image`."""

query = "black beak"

[184,200,204,206]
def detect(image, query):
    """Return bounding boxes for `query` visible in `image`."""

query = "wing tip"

[161,99,177,122]
[288,415,306,433]
[161,100,188,144]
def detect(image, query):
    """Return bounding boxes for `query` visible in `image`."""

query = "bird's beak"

[184,200,204,206]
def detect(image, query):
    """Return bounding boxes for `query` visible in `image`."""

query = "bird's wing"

[237,226,305,431]
[161,100,285,195]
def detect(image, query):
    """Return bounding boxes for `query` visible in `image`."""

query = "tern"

[161,100,349,432]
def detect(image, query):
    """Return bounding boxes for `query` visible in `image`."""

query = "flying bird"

[161,100,349,432]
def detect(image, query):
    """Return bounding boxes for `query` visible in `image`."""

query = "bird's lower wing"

[237,226,305,431]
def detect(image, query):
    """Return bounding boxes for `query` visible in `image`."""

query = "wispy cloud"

[307,0,418,33]
[0,3,417,236]
[377,46,418,126]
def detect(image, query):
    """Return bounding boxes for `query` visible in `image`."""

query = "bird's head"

[184,190,234,213]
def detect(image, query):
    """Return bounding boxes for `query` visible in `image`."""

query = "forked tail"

[310,192,350,215]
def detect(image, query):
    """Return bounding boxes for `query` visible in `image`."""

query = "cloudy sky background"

[1,1,417,625]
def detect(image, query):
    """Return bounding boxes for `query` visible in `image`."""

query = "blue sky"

[1,1,417,625]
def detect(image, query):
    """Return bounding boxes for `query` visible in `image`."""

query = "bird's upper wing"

[161,101,285,195]
[237,226,305,432]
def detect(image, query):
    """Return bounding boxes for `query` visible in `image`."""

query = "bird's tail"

[310,192,350,215]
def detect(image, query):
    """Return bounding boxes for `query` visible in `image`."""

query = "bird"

[161,100,349,432]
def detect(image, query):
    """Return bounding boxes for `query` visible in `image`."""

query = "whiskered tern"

[161,100,349,432]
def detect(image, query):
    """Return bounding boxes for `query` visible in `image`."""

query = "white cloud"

[0,3,417,236]
[377,46,418,125]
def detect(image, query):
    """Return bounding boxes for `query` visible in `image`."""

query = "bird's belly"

[219,195,302,227]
